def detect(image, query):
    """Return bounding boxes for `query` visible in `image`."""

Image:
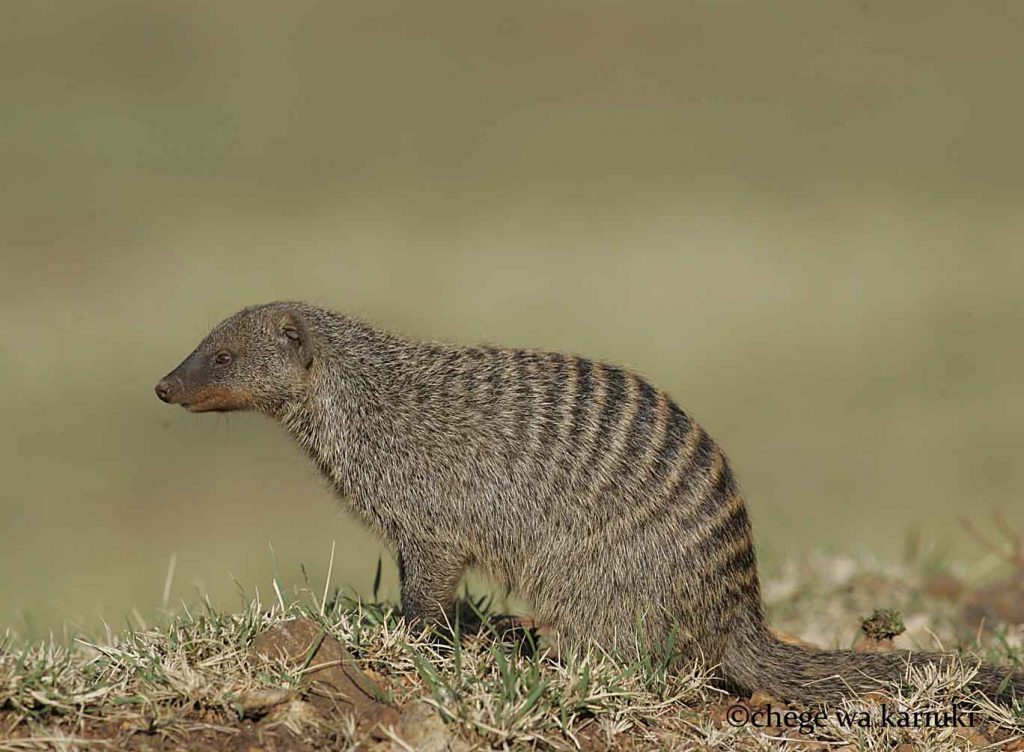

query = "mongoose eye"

[213,350,233,366]
[283,326,300,342]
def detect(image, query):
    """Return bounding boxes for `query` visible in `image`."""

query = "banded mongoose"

[155,301,1023,706]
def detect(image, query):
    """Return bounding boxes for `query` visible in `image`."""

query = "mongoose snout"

[156,305,313,413]
[155,301,1024,707]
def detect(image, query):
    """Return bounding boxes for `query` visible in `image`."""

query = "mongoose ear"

[280,313,314,369]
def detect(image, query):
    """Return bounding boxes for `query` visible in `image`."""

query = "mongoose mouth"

[157,376,252,412]
[181,399,238,413]
[180,387,253,413]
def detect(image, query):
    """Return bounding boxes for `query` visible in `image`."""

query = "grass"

[1,548,1022,751]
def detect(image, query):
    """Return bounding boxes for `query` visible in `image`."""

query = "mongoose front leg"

[397,545,466,631]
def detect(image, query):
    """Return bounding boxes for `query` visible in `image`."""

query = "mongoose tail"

[722,612,1024,706]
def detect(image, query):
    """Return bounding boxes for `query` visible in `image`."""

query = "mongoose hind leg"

[398,544,467,632]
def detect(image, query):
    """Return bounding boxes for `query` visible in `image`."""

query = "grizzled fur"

[156,301,1024,706]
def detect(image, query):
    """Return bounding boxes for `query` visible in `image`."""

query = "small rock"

[748,691,782,708]
[236,688,297,716]
[251,617,400,734]
[252,618,388,711]
[954,727,991,748]
[263,698,325,731]
[706,697,739,730]
[390,699,450,752]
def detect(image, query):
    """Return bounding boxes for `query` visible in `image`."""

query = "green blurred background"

[2,1,1022,636]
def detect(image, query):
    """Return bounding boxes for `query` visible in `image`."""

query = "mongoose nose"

[155,381,173,402]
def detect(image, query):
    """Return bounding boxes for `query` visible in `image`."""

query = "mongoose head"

[155,302,315,414]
